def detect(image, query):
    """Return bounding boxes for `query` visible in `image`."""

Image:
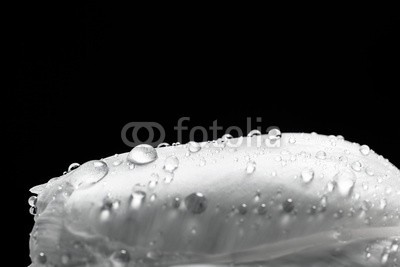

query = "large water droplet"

[335,170,356,197]
[247,129,262,137]
[246,161,256,174]
[164,156,179,172]
[184,193,208,214]
[157,142,170,148]
[359,145,370,156]
[73,160,109,187]
[28,196,37,207]
[266,128,282,148]
[131,191,146,209]
[68,162,80,172]
[127,144,158,165]
[301,168,315,184]
[188,141,201,153]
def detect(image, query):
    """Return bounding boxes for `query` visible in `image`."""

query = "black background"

[11,5,400,266]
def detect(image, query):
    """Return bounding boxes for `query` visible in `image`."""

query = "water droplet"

[381,251,389,264]
[268,128,281,139]
[222,134,233,141]
[164,156,179,172]
[247,129,261,137]
[37,252,47,264]
[188,141,201,153]
[68,162,80,172]
[164,173,174,184]
[301,168,315,184]
[257,203,267,215]
[127,144,158,165]
[171,197,181,209]
[28,196,37,207]
[359,145,370,156]
[365,167,374,176]
[199,158,206,166]
[130,191,146,209]
[320,195,328,210]
[61,254,70,265]
[288,136,296,144]
[113,159,123,166]
[102,197,121,211]
[246,161,256,174]
[157,142,170,148]
[112,249,131,263]
[335,170,355,197]
[391,241,399,252]
[327,181,336,192]
[150,194,157,202]
[282,198,294,213]
[315,151,327,160]
[266,128,281,147]
[238,203,248,215]
[146,251,158,260]
[148,180,158,189]
[29,206,37,215]
[351,161,362,172]
[380,198,387,209]
[184,192,208,214]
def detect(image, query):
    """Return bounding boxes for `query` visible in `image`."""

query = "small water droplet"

[164,172,174,184]
[282,198,294,213]
[127,144,158,165]
[351,161,362,172]
[222,134,233,141]
[68,162,80,172]
[29,206,37,215]
[247,129,261,137]
[381,251,389,264]
[188,141,201,153]
[246,161,256,174]
[61,254,70,265]
[28,196,37,207]
[359,145,370,156]
[320,195,328,210]
[315,151,327,160]
[380,198,387,209]
[336,170,355,197]
[111,249,130,263]
[238,203,248,215]
[327,181,336,192]
[184,193,208,214]
[148,180,158,189]
[199,158,206,166]
[266,128,281,147]
[131,191,146,209]
[113,159,123,166]
[171,197,181,208]
[164,156,179,172]
[37,252,47,264]
[257,203,267,215]
[301,168,315,184]
[150,194,157,202]
[288,136,296,144]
